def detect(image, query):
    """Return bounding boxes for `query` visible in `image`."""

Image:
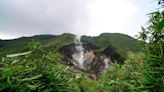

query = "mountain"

[0,32,143,78]
[0,33,142,58]
[81,33,142,57]
[0,33,75,56]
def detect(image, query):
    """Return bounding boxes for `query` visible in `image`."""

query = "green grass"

[81,33,142,58]
[0,33,141,59]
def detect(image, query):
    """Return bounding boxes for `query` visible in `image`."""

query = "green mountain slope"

[81,33,142,57]
[0,33,142,58]
[0,33,75,56]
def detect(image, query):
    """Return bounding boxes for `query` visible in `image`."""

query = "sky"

[0,0,159,39]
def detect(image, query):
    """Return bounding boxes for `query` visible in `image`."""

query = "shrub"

[98,52,145,92]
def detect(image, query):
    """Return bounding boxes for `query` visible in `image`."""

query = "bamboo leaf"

[157,18,164,32]
[19,74,42,81]
[7,76,12,85]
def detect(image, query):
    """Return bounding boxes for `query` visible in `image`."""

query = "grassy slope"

[0,33,142,58]
[0,33,143,92]
[0,33,75,56]
[0,35,56,55]
[81,33,142,57]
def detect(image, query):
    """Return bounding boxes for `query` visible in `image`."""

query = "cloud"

[87,0,138,36]
[0,0,158,39]
[0,0,90,39]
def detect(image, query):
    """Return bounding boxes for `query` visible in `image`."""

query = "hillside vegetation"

[81,33,142,57]
[0,1,163,92]
[0,33,141,58]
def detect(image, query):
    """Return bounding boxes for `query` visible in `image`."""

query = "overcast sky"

[0,0,158,39]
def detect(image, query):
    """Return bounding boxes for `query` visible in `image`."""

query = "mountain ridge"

[0,33,142,58]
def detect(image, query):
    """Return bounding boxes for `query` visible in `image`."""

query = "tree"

[138,2,164,91]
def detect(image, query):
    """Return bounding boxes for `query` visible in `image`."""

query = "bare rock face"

[59,43,124,75]
[103,45,124,64]
[58,43,97,65]
[101,55,112,69]
[83,50,96,70]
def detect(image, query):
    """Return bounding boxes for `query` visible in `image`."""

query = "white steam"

[72,36,85,69]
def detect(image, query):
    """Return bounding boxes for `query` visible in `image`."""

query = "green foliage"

[0,34,74,56]
[81,33,142,58]
[27,39,41,51]
[137,6,164,92]
[0,33,141,58]
[75,76,98,92]
[0,49,77,92]
[98,52,145,92]
[0,35,57,56]
[0,1,163,92]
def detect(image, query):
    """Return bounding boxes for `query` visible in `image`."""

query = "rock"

[58,43,123,75]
